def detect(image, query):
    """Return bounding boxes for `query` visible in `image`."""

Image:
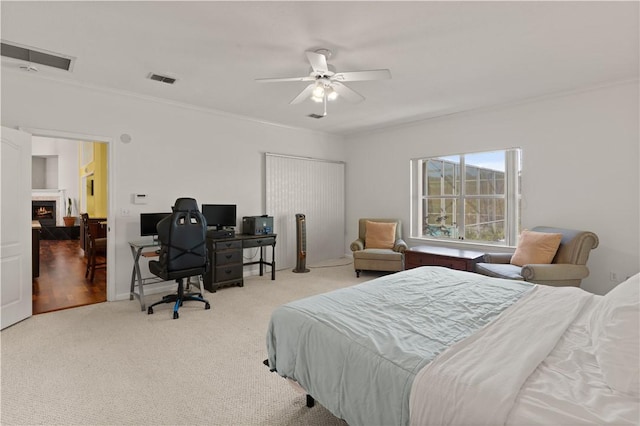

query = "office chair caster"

[205,302,211,310]
[173,311,179,319]
[148,307,154,315]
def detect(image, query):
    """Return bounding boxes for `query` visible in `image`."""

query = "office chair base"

[147,292,211,319]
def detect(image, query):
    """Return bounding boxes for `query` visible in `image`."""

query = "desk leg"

[259,246,264,276]
[129,246,146,311]
[129,245,137,300]
[271,242,276,280]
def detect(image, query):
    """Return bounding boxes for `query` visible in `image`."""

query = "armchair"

[475,226,599,287]
[147,198,211,319]
[351,218,407,277]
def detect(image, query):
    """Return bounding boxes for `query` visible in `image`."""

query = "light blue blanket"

[266,266,534,426]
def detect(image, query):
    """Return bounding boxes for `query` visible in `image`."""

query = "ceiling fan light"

[311,95,323,103]
[312,85,324,98]
[327,88,338,101]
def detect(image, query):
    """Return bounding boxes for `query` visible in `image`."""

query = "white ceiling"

[1,1,638,135]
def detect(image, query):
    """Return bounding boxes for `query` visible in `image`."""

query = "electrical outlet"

[121,208,131,217]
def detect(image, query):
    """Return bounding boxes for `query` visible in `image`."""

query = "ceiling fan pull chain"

[323,93,328,116]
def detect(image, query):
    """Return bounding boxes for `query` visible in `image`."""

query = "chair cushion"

[149,260,205,281]
[510,229,562,267]
[354,248,403,261]
[365,221,397,249]
[475,263,524,280]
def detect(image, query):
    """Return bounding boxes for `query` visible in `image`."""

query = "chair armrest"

[521,264,590,281]
[393,239,408,253]
[483,253,513,264]
[350,238,364,252]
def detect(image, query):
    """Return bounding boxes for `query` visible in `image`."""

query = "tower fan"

[293,213,310,273]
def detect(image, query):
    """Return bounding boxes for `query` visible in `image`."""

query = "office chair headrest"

[173,198,199,212]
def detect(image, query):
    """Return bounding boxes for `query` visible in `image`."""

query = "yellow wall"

[81,142,108,218]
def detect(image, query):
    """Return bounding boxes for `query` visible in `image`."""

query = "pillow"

[365,221,397,249]
[590,273,639,396]
[510,229,562,267]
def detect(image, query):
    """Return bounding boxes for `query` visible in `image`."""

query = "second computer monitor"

[201,204,236,230]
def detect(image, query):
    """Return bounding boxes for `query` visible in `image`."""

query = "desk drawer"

[214,240,242,250]
[243,236,275,248]
[432,257,467,270]
[405,251,469,271]
[215,249,242,265]
[214,264,243,281]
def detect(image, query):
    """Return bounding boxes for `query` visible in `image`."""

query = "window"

[411,148,522,246]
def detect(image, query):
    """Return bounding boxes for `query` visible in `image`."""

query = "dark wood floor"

[33,239,106,315]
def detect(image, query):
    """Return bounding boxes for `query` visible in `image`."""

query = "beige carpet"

[1,259,382,425]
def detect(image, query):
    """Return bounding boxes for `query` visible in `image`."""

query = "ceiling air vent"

[148,73,177,85]
[1,41,74,71]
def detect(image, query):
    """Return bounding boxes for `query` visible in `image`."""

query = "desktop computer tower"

[242,216,273,235]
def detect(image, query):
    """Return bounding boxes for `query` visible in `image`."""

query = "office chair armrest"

[350,238,365,252]
[393,239,408,253]
[483,253,513,264]
[521,264,590,281]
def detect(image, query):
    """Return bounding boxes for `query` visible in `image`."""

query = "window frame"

[410,148,521,246]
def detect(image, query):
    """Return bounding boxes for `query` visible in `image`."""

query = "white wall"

[2,70,345,301]
[45,157,59,190]
[32,157,47,189]
[344,81,640,295]
[3,70,637,298]
[32,137,80,211]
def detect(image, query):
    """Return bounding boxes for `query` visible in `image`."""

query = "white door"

[1,127,32,329]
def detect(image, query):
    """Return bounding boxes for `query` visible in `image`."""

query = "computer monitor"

[201,204,236,230]
[140,212,171,240]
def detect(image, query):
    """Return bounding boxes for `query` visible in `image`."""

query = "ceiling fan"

[256,48,391,117]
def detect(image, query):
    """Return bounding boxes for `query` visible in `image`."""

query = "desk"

[129,239,162,311]
[204,233,276,292]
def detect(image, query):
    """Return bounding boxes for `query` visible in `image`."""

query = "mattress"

[266,266,534,426]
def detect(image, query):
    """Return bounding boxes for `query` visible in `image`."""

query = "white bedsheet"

[410,285,591,425]
[507,295,640,425]
[409,284,640,425]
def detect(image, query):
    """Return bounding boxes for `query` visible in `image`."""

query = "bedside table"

[405,245,486,272]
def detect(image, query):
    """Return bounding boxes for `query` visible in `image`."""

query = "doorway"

[30,134,110,314]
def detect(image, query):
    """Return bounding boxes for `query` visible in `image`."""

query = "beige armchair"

[351,218,407,277]
[475,226,599,287]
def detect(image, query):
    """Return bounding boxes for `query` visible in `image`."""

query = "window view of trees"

[414,149,521,245]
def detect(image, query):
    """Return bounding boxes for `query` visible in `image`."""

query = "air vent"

[1,41,73,71]
[148,73,177,85]
[307,113,325,119]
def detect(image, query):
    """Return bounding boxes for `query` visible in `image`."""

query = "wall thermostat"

[132,193,148,204]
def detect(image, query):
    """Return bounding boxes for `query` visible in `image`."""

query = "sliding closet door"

[265,153,345,270]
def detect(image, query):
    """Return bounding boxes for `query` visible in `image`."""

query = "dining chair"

[86,221,107,282]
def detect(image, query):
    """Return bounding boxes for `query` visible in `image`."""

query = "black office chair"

[147,198,211,319]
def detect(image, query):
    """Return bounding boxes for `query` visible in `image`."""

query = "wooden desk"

[204,233,276,292]
[404,245,485,272]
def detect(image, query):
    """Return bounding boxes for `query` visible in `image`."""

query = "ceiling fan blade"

[306,51,328,74]
[256,76,315,83]
[290,83,315,104]
[332,82,365,103]
[332,69,391,82]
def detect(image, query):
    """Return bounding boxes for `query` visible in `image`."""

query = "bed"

[265,266,639,425]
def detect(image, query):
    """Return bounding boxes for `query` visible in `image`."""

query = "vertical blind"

[265,153,345,270]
